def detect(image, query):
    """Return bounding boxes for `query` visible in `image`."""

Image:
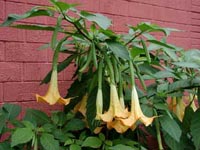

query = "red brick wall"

[0,0,199,113]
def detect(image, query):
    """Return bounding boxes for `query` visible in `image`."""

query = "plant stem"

[154,110,164,150]
[34,136,38,150]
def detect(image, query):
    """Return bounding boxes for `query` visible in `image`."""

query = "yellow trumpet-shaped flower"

[100,84,129,122]
[107,119,129,133]
[36,70,71,105]
[121,86,155,127]
[176,98,186,121]
[95,89,103,120]
[73,94,88,117]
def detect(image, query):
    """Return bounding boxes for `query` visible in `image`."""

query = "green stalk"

[105,55,115,84]
[154,109,164,150]
[98,60,103,90]
[128,60,135,86]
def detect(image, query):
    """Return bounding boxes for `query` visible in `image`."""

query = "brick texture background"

[0,0,199,113]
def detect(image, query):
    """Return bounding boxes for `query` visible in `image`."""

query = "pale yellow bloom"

[36,70,71,105]
[121,86,155,127]
[73,94,88,116]
[100,84,129,122]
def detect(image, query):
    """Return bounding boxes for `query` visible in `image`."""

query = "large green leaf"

[11,24,55,31]
[191,109,200,149]
[2,103,21,120]
[182,106,194,133]
[11,128,34,147]
[131,22,179,36]
[41,54,76,84]
[64,118,85,132]
[82,137,102,148]
[107,41,130,60]
[109,144,137,150]
[0,114,7,134]
[80,11,111,30]
[130,46,144,59]
[160,116,182,142]
[1,7,54,26]
[24,109,50,126]
[0,142,13,150]
[173,62,199,69]
[69,144,81,150]
[40,133,59,150]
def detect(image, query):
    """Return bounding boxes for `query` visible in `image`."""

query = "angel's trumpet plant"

[100,57,128,122]
[121,61,155,128]
[36,37,71,105]
[176,97,185,121]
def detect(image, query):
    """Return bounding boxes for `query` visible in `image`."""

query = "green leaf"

[107,41,130,60]
[109,144,137,150]
[0,142,13,150]
[163,132,183,150]
[160,116,182,142]
[153,70,176,79]
[173,62,199,69]
[2,103,21,120]
[130,46,145,59]
[191,109,200,149]
[41,54,76,84]
[82,137,102,148]
[1,7,54,26]
[0,114,7,134]
[182,106,194,133]
[51,0,77,12]
[80,11,111,30]
[40,133,59,150]
[24,109,50,126]
[11,128,34,147]
[69,144,81,150]
[64,118,85,132]
[10,24,55,31]
[148,39,175,49]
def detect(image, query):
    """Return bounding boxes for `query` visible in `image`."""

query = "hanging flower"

[121,85,155,127]
[73,94,88,116]
[100,84,129,122]
[36,70,71,105]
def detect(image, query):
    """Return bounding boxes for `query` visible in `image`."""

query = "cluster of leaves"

[0,103,146,150]
[1,0,200,149]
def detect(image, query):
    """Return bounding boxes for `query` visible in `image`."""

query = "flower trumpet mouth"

[121,86,155,127]
[36,70,71,105]
[74,94,88,117]
[100,84,129,122]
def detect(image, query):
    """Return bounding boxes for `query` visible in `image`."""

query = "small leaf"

[0,141,13,150]
[40,133,59,150]
[69,144,81,150]
[80,11,111,30]
[11,128,34,147]
[173,62,199,69]
[64,118,85,132]
[11,24,55,31]
[191,109,200,149]
[107,41,130,60]
[160,116,182,142]
[51,1,77,12]
[82,137,102,148]
[148,40,175,49]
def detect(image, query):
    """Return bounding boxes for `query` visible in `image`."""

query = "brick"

[63,63,76,81]
[23,63,64,81]
[0,27,26,42]
[26,30,52,43]
[167,37,191,49]
[100,0,128,16]
[0,1,5,20]
[192,5,200,13]
[192,0,200,6]
[5,1,27,17]
[113,16,128,32]
[191,38,200,45]
[4,81,71,102]
[191,18,200,25]
[191,32,200,39]
[0,42,5,61]
[191,12,200,19]
[0,84,3,103]
[5,42,48,62]
[73,0,100,12]
[0,62,22,82]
